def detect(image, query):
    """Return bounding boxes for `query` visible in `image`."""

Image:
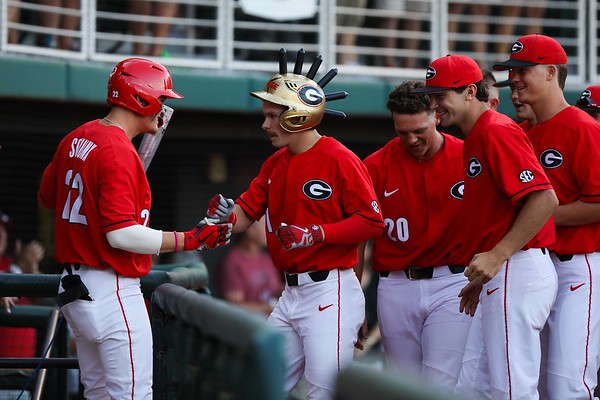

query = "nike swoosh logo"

[486,287,500,296]
[268,178,272,184]
[537,56,548,60]
[453,79,463,84]
[318,304,334,312]
[570,283,585,291]
[384,189,399,197]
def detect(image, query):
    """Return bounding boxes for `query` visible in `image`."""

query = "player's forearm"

[322,215,384,245]
[493,189,558,259]
[355,242,368,283]
[231,205,255,234]
[553,200,600,226]
[107,225,163,254]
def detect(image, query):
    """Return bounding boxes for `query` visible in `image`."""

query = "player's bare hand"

[1,297,16,313]
[464,251,504,284]
[206,194,237,225]
[458,280,482,317]
[276,223,324,250]
[354,318,368,351]
[183,218,232,251]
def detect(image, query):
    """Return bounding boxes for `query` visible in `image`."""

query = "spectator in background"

[0,209,44,276]
[128,0,179,57]
[494,4,546,56]
[217,216,283,316]
[448,3,490,67]
[376,0,429,68]
[7,0,21,44]
[37,0,80,50]
[336,0,368,65]
[575,85,600,122]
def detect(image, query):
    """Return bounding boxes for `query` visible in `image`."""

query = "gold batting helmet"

[250,48,348,133]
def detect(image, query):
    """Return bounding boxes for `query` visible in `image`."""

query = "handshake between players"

[204,193,324,251]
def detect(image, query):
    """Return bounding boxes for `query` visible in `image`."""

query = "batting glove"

[183,218,232,251]
[276,224,324,250]
[206,194,237,226]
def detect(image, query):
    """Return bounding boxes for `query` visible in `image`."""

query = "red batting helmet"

[107,58,183,117]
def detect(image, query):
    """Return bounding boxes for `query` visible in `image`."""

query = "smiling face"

[509,65,551,108]
[392,111,442,161]
[429,89,467,129]
[510,84,536,123]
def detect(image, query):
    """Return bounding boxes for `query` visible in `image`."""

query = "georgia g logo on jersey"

[467,158,482,178]
[450,181,464,199]
[303,180,332,200]
[540,149,563,169]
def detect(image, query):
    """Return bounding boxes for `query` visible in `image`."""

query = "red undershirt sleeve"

[321,214,384,244]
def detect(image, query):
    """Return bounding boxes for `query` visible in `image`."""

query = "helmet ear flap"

[279,109,312,132]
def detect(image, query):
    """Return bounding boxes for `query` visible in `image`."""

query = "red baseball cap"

[575,85,600,113]
[493,34,567,71]
[412,55,483,94]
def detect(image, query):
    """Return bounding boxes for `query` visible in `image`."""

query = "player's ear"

[465,84,477,100]
[546,65,557,82]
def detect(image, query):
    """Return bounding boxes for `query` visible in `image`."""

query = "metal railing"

[0,0,594,85]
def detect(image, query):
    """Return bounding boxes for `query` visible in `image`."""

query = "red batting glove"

[183,218,232,251]
[206,194,237,226]
[276,224,324,250]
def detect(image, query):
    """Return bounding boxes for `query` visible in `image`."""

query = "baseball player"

[575,85,600,122]
[205,49,385,400]
[494,75,537,133]
[494,34,600,399]
[361,80,471,388]
[38,58,232,400]
[413,54,558,399]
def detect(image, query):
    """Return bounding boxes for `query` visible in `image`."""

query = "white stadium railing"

[0,0,593,86]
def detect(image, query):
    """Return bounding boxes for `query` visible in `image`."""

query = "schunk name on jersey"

[69,138,98,162]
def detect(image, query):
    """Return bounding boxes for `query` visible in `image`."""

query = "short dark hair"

[452,80,489,103]
[557,64,567,90]
[386,81,433,115]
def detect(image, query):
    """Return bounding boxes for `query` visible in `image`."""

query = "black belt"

[379,265,465,280]
[554,253,574,262]
[285,270,330,286]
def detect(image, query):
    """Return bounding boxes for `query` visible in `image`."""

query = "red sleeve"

[322,214,384,244]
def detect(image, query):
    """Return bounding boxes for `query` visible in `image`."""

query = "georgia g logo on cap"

[581,89,592,100]
[511,41,524,54]
[425,66,436,80]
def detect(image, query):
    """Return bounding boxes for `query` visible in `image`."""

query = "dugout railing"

[335,362,466,400]
[150,283,285,400]
[0,261,212,399]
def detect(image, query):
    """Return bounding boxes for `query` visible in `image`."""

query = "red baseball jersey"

[363,133,465,271]
[38,120,153,277]
[519,120,532,132]
[237,136,383,273]
[460,110,554,263]
[527,106,600,254]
